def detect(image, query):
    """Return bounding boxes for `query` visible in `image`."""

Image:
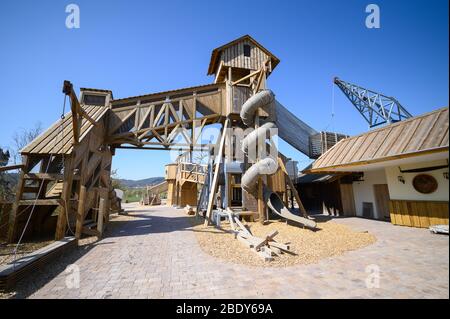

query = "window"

[231,187,242,206]
[83,94,106,106]
[243,44,251,57]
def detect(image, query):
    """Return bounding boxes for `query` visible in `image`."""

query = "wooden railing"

[178,162,207,184]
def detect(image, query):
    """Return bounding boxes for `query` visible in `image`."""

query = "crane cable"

[322,81,336,132]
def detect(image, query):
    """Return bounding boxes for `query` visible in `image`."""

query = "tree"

[110,169,125,190]
[11,122,43,165]
[0,147,12,201]
[0,123,43,201]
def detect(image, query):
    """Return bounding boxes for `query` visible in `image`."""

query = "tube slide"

[264,188,317,229]
[241,89,279,195]
[240,89,316,228]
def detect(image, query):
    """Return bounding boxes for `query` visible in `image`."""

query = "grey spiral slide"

[240,89,317,229]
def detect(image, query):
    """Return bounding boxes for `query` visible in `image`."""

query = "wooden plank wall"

[179,182,197,207]
[267,167,286,193]
[165,164,177,180]
[220,39,269,71]
[166,181,176,206]
[389,200,449,228]
[231,86,252,114]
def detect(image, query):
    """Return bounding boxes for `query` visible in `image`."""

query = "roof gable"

[207,35,280,75]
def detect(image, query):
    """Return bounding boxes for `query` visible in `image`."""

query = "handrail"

[0,164,24,172]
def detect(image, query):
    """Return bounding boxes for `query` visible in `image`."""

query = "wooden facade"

[389,200,449,228]
[207,35,280,79]
[219,38,271,73]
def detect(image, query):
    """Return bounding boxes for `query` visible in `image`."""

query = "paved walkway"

[17,203,449,299]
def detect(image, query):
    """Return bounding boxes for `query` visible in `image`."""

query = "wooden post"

[55,156,73,239]
[277,157,308,217]
[7,155,29,243]
[75,185,87,239]
[204,118,229,226]
[257,177,265,224]
[97,198,106,238]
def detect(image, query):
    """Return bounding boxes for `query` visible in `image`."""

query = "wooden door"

[340,184,356,217]
[373,184,391,221]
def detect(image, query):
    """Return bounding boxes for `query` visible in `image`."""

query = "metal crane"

[334,77,413,128]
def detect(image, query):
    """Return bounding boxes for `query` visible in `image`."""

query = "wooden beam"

[77,106,98,126]
[55,157,74,239]
[23,173,64,180]
[75,185,87,239]
[232,69,261,86]
[0,164,24,172]
[204,118,230,226]
[18,199,63,206]
[114,145,210,151]
[7,156,29,243]
[97,197,106,238]
[277,157,308,217]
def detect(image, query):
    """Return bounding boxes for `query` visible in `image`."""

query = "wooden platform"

[0,237,76,291]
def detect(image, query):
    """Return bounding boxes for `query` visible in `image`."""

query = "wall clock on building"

[412,174,438,194]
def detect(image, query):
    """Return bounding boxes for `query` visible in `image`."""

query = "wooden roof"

[21,105,109,155]
[309,107,449,172]
[111,82,223,106]
[207,35,280,75]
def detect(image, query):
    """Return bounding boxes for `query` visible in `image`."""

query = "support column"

[75,185,87,239]
[7,155,29,243]
[55,156,74,239]
[97,197,106,238]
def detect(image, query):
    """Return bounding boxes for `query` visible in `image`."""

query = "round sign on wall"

[412,174,438,194]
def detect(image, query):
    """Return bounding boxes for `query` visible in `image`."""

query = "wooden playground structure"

[1,35,348,261]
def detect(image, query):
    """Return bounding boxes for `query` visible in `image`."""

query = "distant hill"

[0,172,19,186]
[115,177,164,188]
[1,171,164,189]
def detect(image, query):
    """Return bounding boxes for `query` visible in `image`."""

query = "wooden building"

[307,107,449,228]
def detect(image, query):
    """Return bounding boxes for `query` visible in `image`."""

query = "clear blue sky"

[0,0,448,180]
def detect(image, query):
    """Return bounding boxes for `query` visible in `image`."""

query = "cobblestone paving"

[23,203,449,299]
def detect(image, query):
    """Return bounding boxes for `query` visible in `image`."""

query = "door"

[340,183,356,217]
[373,184,391,221]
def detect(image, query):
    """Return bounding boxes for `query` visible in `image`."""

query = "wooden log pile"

[225,208,291,262]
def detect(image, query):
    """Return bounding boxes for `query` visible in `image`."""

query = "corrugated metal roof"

[21,105,109,155]
[310,107,449,172]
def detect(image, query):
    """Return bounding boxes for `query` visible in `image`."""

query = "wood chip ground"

[192,217,377,267]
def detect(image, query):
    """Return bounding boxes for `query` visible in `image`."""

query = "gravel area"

[0,239,54,265]
[192,217,377,267]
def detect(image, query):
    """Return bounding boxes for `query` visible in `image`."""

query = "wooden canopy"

[21,105,109,155]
